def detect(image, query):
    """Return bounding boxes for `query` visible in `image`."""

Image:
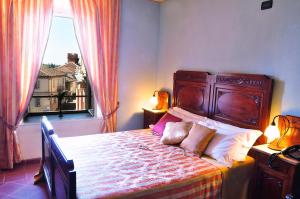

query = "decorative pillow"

[160,122,193,145]
[180,123,216,156]
[152,113,182,136]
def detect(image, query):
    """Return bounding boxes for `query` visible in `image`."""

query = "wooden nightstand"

[143,108,166,128]
[248,144,300,199]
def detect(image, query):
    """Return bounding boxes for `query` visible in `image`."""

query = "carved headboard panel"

[173,70,211,116]
[210,73,273,133]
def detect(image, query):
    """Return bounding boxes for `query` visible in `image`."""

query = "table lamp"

[149,90,169,110]
[265,115,290,151]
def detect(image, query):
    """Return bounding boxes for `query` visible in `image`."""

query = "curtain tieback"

[0,116,17,131]
[103,102,120,120]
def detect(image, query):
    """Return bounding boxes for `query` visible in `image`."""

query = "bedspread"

[58,129,223,199]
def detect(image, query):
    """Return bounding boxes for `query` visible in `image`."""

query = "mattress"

[57,129,223,199]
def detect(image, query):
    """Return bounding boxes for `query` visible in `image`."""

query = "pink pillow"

[152,113,182,136]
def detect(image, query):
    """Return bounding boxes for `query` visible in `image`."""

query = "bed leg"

[33,160,45,184]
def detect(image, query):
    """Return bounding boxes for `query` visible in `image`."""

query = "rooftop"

[39,62,83,81]
[39,67,65,77]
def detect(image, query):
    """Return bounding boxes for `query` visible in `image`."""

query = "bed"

[40,70,273,199]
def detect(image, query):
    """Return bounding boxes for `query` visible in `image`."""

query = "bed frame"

[40,70,273,199]
[41,117,76,199]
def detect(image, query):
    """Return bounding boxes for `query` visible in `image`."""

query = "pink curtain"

[70,0,120,132]
[0,0,53,169]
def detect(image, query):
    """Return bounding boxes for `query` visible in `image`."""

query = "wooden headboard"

[173,71,273,140]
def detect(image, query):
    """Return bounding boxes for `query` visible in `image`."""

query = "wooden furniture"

[173,71,273,143]
[41,117,76,199]
[143,108,166,128]
[248,144,300,199]
[40,70,274,199]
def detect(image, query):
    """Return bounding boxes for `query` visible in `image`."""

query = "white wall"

[157,0,300,119]
[18,0,160,160]
[18,118,102,160]
[117,0,160,131]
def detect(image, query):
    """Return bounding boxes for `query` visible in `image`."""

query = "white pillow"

[204,132,246,166]
[199,121,262,166]
[168,107,208,123]
[160,122,193,145]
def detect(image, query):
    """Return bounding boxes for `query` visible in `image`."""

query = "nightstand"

[248,144,300,199]
[143,108,166,128]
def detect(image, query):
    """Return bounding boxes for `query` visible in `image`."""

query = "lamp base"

[268,139,283,151]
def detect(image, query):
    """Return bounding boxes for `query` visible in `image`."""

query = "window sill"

[22,112,96,124]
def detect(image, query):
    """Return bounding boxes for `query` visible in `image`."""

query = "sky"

[42,16,82,66]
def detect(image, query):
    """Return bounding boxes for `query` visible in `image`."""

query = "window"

[35,98,41,107]
[26,16,93,118]
[35,80,40,89]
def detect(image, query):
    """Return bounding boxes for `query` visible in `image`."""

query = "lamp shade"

[150,95,158,108]
[264,125,280,143]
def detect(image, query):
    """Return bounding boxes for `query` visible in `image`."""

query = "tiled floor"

[0,161,49,199]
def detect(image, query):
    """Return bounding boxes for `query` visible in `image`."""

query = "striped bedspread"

[58,129,223,199]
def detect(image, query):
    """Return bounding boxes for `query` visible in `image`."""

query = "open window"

[25,16,93,119]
